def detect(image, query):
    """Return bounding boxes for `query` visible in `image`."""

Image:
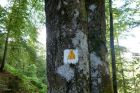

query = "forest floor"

[0,68,46,93]
[0,71,20,93]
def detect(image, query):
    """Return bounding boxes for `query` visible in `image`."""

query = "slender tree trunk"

[109,0,118,93]
[87,0,113,93]
[45,0,90,93]
[0,30,10,72]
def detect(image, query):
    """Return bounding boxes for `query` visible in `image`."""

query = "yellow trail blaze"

[68,50,75,60]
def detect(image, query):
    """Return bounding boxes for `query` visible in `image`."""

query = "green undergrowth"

[4,64,47,93]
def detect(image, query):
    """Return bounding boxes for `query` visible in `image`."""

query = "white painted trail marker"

[64,49,78,64]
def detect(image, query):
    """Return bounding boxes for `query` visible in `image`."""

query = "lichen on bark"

[45,0,90,93]
[86,0,113,93]
[45,0,113,93]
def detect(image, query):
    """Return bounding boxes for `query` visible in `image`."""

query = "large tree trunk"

[45,0,113,93]
[45,0,90,93]
[87,0,113,93]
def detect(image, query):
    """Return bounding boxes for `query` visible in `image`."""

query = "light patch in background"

[38,26,46,47]
[113,0,125,8]
[119,27,140,59]
[0,0,8,7]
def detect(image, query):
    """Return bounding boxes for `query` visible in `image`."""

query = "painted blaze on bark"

[45,0,90,93]
[45,0,113,93]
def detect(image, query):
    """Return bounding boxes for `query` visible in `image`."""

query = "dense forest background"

[0,0,140,93]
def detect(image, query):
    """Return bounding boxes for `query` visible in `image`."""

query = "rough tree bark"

[87,0,113,93]
[45,0,113,93]
[45,0,90,93]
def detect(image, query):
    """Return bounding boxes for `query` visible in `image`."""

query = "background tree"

[105,0,140,93]
[109,0,118,92]
[0,27,9,71]
[0,0,47,92]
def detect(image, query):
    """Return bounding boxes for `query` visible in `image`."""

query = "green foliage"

[0,0,46,92]
[5,64,47,93]
[106,0,140,93]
